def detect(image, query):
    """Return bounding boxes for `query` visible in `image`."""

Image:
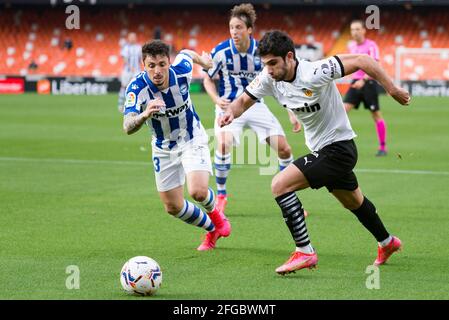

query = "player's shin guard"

[174,200,215,232]
[199,187,215,213]
[214,151,231,196]
[275,192,312,251]
[279,155,294,171]
[350,196,390,243]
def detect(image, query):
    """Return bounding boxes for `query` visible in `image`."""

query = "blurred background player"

[122,40,231,251]
[344,20,387,156]
[118,32,142,113]
[203,3,301,214]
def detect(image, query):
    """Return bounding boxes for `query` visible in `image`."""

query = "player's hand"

[389,86,411,106]
[142,98,166,119]
[351,79,366,90]
[291,119,302,133]
[215,97,231,110]
[218,110,234,127]
[201,51,213,70]
[288,112,302,133]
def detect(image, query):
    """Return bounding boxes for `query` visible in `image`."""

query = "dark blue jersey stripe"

[185,107,194,141]
[151,118,165,149]
[161,88,176,108]
[168,117,180,150]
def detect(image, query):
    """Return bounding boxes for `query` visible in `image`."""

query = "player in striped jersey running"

[122,40,231,251]
[204,3,303,215]
[118,32,142,113]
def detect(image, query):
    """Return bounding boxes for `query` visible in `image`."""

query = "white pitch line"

[0,156,150,167]
[355,168,449,176]
[0,156,448,176]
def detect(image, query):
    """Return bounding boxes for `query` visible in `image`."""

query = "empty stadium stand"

[1,5,448,80]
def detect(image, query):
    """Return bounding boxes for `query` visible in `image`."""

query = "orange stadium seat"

[1,6,448,80]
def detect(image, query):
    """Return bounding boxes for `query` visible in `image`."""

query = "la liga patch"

[126,92,136,107]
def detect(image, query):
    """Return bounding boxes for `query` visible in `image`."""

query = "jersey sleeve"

[206,47,223,78]
[123,81,146,115]
[244,70,273,100]
[307,56,345,87]
[171,52,193,81]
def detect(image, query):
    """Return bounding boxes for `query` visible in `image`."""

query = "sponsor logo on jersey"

[152,102,189,119]
[229,71,257,79]
[283,102,321,113]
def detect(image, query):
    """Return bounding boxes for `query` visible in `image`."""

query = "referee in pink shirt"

[344,20,387,157]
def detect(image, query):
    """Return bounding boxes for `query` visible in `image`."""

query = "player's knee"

[164,203,183,216]
[217,143,229,155]
[341,198,363,211]
[189,188,208,203]
[278,144,292,159]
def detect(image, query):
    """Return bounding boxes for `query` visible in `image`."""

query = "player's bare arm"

[203,76,230,110]
[218,92,256,127]
[180,49,213,70]
[123,98,165,135]
[337,54,411,105]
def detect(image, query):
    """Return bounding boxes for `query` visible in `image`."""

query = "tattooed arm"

[123,98,166,135]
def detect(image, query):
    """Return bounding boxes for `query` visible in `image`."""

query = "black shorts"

[293,140,359,192]
[344,79,379,111]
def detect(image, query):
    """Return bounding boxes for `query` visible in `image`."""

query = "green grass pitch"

[1,93,449,299]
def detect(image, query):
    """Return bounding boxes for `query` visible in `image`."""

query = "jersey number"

[153,157,161,172]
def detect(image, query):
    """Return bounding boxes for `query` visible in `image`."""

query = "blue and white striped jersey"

[207,37,262,101]
[121,43,142,74]
[123,53,204,151]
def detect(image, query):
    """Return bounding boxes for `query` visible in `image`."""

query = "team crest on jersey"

[302,88,313,97]
[126,92,136,107]
[179,83,188,96]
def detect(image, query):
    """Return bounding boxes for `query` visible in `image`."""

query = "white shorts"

[152,135,213,192]
[214,102,286,146]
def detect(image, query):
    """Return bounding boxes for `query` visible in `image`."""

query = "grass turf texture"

[0,93,448,300]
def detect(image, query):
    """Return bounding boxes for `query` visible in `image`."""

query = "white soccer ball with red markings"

[120,256,162,296]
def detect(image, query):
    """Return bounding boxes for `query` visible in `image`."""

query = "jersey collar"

[143,68,176,93]
[285,58,300,83]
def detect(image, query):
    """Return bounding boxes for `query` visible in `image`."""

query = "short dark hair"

[257,30,295,59]
[230,3,256,29]
[142,40,170,61]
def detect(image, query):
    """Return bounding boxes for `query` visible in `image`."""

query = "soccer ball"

[120,256,162,296]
